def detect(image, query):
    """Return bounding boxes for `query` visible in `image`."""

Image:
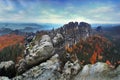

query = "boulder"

[0,61,15,78]
[40,54,60,71]
[74,62,120,80]
[16,35,54,74]
[40,35,51,43]
[13,54,62,80]
[16,59,28,74]
[52,33,64,46]
[0,76,10,80]
[62,60,81,80]
[25,41,54,65]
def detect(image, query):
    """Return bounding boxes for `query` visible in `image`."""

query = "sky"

[0,0,120,24]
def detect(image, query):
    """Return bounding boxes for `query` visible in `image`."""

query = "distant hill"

[91,23,120,28]
[0,28,13,36]
[0,23,62,36]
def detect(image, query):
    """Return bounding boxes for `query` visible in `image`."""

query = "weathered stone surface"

[40,35,51,43]
[0,61,15,78]
[16,59,28,74]
[25,41,54,65]
[13,54,62,80]
[0,76,10,80]
[74,62,120,80]
[53,33,64,46]
[61,60,81,80]
[16,35,54,74]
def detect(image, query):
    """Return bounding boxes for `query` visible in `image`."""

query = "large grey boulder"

[25,41,54,65]
[61,60,81,80]
[74,62,120,80]
[40,35,51,43]
[0,76,10,80]
[16,59,27,74]
[16,35,54,74]
[0,61,15,78]
[13,54,61,80]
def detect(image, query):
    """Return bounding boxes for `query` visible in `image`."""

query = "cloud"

[0,0,120,24]
[2,0,14,11]
[89,6,114,13]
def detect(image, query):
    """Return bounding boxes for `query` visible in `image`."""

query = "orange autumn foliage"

[98,55,103,60]
[118,61,120,64]
[90,51,97,64]
[65,44,73,53]
[106,60,112,65]
[0,34,24,51]
[90,43,103,64]
[65,35,114,65]
[73,44,77,50]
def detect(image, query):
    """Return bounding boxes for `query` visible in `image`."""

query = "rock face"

[25,35,54,65]
[16,35,54,74]
[0,61,15,78]
[13,54,61,80]
[78,22,91,39]
[62,22,91,45]
[0,76,10,80]
[40,35,51,43]
[52,33,64,46]
[25,32,35,44]
[16,59,28,74]
[61,60,81,80]
[74,62,120,80]
[49,21,91,46]
[13,54,81,80]
[63,22,91,36]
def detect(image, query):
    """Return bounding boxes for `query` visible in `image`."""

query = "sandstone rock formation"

[0,61,15,78]
[62,22,92,45]
[13,54,61,80]
[74,62,120,80]
[0,76,10,80]
[13,54,81,80]
[52,33,64,46]
[0,22,119,80]
[16,35,54,74]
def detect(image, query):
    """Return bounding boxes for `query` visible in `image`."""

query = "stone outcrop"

[0,76,10,80]
[25,35,54,65]
[0,22,119,80]
[62,22,92,45]
[61,60,81,80]
[13,54,61,80]
[74,62,120,80]
[13,54,81,80]
[16,35,54,74]
[52,33,64,46]
[63,22,91,36]
[78,22,91,39]
[0,61,15,78]
[2,61,120,80]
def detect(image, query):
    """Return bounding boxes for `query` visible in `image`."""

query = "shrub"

[65,35,120,66]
